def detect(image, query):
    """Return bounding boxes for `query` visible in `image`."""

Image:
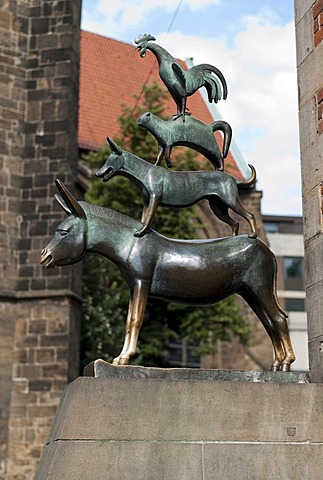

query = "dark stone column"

[295,0,323,382]
[0,1,82,476]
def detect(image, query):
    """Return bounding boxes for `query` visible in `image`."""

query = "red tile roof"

[79,30,242,178]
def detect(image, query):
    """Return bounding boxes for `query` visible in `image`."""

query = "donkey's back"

[148,234,276,305]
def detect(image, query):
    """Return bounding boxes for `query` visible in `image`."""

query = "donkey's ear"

[55,194,72,216]
[55,180,86,219]
[106,137,122,155]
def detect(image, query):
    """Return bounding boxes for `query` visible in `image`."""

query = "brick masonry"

[317,87,323,134]
[295,0,323,381]
[313,1,323,135]
[0,1,82,478]
[313,0,323,47]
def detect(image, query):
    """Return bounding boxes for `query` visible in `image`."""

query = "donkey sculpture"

[40,180,295,371]
[96,138,257,238]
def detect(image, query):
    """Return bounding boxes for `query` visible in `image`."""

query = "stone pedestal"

[35,362,323,480]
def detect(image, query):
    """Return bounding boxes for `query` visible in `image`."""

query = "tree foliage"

[80,81,250,369]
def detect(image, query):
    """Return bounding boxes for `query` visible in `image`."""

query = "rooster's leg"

[172,98,187,122]
[181,97,187,122]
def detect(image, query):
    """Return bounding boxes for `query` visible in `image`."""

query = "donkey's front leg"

[113,280,149,365]
[112,296,134,366]
[134,194,160,237]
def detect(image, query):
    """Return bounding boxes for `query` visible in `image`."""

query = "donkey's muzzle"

[40,247,55,269]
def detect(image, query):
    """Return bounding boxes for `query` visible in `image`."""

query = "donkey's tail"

[210,120,232,159]
[238,164,256,189]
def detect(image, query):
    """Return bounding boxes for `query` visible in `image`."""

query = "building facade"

[295,0,323,381]
[263,215,308,371]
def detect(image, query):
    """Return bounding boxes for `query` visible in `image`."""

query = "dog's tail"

[237,164,256,189]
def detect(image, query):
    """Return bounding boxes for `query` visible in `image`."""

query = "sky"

[81,0,302,216]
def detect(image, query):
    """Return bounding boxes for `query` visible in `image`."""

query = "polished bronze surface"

[40,34,296,373]
[96,137,257,238]
[135,34,227,119]
[41,180,295,371]
[138,112,232,170]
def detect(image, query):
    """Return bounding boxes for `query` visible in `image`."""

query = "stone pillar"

[295,0,323,381]
[0,1,82,478]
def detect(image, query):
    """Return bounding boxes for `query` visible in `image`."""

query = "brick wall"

[0,1,82,478]
[295,0,323,381]
[317,87,323,134]
[313,1,323,135]
[313,0,323,46]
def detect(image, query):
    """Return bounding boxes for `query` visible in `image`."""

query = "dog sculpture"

[96,138,257,238]
[40,180,295,371]
[138,112,232,170]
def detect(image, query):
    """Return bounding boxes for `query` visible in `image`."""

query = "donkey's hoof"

[248,232,257,239]
[119,357,129,366]
[282,363,291,372]
[271,364,280,372]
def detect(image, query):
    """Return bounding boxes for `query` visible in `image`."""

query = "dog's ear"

[106,137,122,155]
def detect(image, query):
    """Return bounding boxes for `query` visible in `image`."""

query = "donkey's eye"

[59,230,68,236]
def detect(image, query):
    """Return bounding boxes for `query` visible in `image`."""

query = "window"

[264,221,279,233]
[168,339,200,368]
[284,257,304,291]
[285,298,305,312]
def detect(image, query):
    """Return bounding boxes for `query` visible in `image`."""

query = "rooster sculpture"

[135,34,228,120]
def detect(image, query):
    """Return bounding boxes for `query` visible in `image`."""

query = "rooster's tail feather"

[204,74,221,103]
[198,63,228,100]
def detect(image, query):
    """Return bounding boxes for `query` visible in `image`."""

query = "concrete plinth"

[36,364,322,480]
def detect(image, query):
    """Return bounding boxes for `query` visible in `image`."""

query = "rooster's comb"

[134,34,156,45]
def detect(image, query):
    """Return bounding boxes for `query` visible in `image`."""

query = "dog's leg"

[135,194,160,237]
[208,198,239,236]
[229,200,257,238]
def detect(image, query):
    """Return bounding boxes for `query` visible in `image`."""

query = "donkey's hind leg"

[208,198,239,236]
[273,313,295,371]
[256,290,295,371]
[242,286,295,371]
[242,292,286,370]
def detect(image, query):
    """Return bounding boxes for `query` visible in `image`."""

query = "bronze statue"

[138,112,232,170]
[40,180,295,371]
[135,34,227,120]
[40,34,296,372]
[95,138,257,238]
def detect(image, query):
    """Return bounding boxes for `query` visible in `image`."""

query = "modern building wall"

[0,2,82,478]
[263,215,309,372]
[295,0,323,381]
